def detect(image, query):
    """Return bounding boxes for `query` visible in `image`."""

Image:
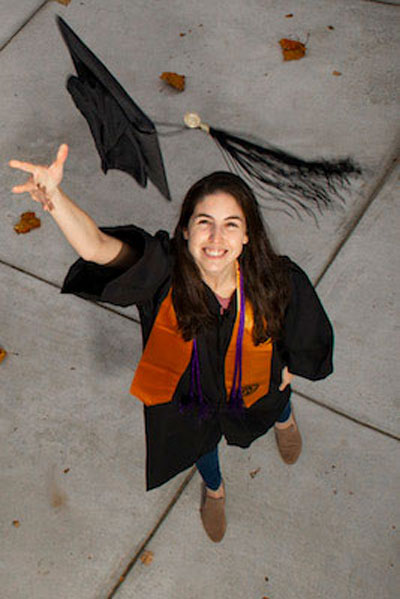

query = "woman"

[9,144,333,542]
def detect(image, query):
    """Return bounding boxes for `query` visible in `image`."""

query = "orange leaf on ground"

[0,348,7,364]
[332,70,342,76]
[250,467,261,479]
[279,38,306,61]
[12,520,20,528]
[53,0,71,5]
[14,212,41,234]
[140,550,154,565]
[160,72,185,91]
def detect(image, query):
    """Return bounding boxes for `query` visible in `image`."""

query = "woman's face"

[184,192,248,282]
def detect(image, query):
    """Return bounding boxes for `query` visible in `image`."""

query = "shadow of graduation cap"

[57,16,360,218]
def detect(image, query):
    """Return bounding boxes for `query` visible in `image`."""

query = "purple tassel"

[180,339,209,419]
[181,266,246,419]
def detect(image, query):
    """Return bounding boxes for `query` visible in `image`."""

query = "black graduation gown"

[62,224,334,490]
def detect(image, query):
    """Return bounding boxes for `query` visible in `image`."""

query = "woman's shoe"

[200,482,226,542]
[274,413,302,464]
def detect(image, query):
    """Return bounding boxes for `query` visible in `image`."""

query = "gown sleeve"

[61,224,171,306]
[278,261,334,380]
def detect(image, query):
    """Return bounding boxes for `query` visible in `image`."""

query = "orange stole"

[130,288,273,408]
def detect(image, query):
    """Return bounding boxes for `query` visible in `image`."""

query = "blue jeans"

[196,401,292,489]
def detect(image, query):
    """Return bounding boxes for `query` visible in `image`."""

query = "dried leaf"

[53,0,71,5]
[285,13,294,18]
[0,348,7,364]
[12,520,20,528]
[332,70,342,76]
[14,212,41,234]
[140,550,154,565]
[250,467,261,479]
[160,72,185,91]
[279,38,306,61]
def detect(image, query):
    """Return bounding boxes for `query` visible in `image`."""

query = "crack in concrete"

[293,390,400,441]
[0,1,49,53]
[0,258,141,325]
[314,150,399,287]
[106,467,197,599]
[362,0,400,6]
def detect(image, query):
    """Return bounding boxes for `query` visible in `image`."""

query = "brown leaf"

[12,520,20,528]
[53,0,72,5]
[0,348,7,364]
[140,550,154,565]
[14,212,41,234]
[160,72,185,91]
[279,39,306,61]
[285,13,294,18]
[250,467,261,479]
[332,70,342,76]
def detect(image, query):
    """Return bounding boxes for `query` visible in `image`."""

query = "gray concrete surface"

[0,0,45,48]
[0,264,186,597]
[295,165,400,438]
[1,0,399,598]
[115,400,400,599]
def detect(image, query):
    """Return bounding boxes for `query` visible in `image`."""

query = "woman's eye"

[226,222,239,228]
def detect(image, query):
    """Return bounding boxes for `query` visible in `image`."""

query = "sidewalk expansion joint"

[0,1,49,53]
[362,0,400,6]
[106,467,197,599]
[293,389,400,442]
[314,152,399,288]
[0,259,141,325]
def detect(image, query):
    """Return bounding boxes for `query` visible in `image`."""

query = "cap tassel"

[184,112,361,219]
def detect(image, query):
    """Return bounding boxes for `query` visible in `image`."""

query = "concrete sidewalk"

[1,1,399,598]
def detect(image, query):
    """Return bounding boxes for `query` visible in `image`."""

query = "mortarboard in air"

[57,17,360,218]
[57,16,171,201]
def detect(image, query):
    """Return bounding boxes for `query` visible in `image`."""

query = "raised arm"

[9,144,124,264]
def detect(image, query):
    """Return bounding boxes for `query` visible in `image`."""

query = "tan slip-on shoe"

[200,482,226,542]
[274,413,302,464]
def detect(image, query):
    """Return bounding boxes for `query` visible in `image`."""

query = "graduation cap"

[57,17,360,217]
[57,16,171,201]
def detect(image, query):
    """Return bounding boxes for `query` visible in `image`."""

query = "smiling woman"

[9,148,333,543]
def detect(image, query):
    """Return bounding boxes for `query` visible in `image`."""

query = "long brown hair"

[171,172,291,343]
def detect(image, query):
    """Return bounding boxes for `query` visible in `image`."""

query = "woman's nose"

[209,224,223,242]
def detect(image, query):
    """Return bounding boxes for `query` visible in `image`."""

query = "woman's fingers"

[279,367,294,391]
[8,159,37,174]
[12,178,36,194]
[56,143,69,166]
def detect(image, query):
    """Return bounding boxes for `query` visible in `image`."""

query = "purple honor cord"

[186,265,245,418]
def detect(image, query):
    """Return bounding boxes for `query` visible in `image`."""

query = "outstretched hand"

[9,144,69,211]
